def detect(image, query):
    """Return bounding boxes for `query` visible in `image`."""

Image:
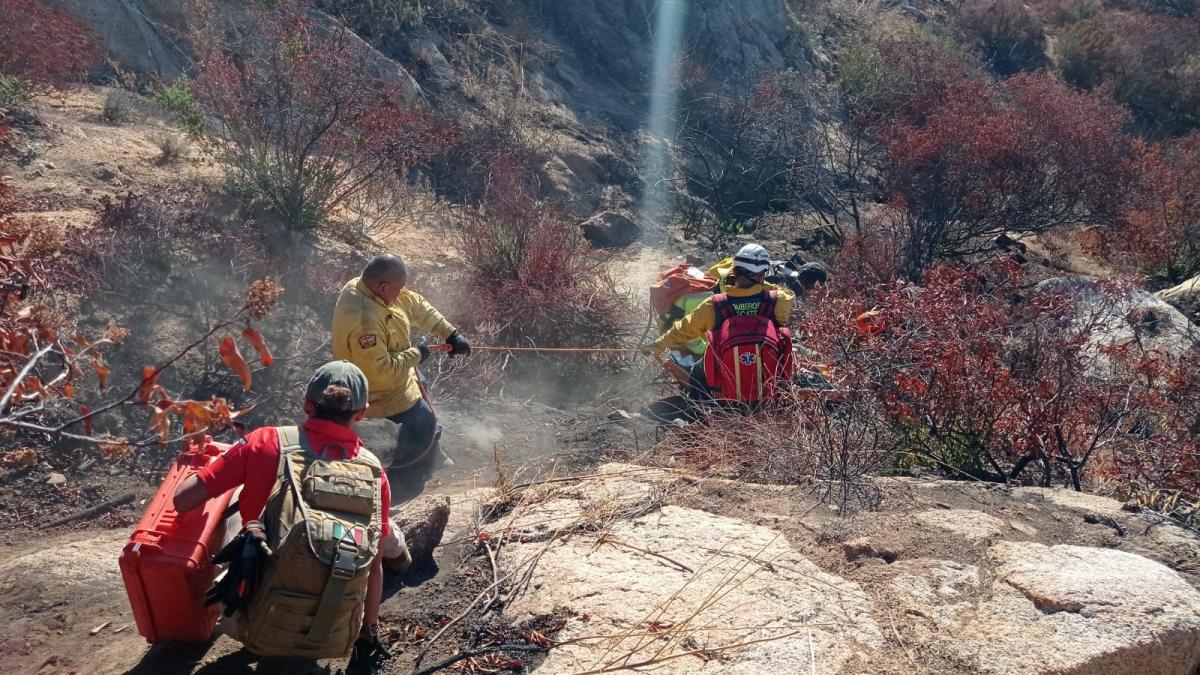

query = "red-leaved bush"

[0,0,98,104]
[879,73,1136,279]
[453,155,633,351]
[1106,132,1200,282]
[781,260,1200,519]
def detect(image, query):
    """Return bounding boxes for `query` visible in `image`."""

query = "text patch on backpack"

[302,462,377,517]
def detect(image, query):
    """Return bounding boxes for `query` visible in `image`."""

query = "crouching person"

[173,361,398,672]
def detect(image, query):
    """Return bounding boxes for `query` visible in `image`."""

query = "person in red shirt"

[174,361,394,670]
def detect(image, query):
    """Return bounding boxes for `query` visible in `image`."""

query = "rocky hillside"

[43,0,819,231]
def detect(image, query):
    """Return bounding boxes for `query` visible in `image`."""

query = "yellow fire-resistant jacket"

[331,277,457,418]
[654,282,795,351]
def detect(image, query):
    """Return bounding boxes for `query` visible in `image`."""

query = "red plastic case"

[119,441,239,643]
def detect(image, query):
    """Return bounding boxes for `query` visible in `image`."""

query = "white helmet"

[732,243,770,275]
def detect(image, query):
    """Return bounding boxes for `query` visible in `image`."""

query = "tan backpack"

[237,426,382,658]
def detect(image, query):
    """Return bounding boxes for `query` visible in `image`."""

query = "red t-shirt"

[197,418,391,536]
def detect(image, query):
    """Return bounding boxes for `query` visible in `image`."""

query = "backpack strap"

[255,426,305,520]
[712,293,735,329]
[759,290,778,320]
[276,425,303,453]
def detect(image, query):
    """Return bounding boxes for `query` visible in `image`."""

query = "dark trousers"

[386,399,439,471]
[686,360,713,402]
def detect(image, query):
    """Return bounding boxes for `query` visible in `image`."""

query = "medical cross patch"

[357,334,378,349]
[739,352,757,366]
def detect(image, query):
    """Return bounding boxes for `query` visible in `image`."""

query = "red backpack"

[702,291,794,402]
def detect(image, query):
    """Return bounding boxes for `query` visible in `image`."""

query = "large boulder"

[506,506,884,673]
[955,542,1200,674]
[915,509,1007,542]
[1157,275,1200,324]
[1035,277,1198,373]
[48,1,422,104]
[581,210,642,248]
[386,494,450,573]
[496,465,884,674]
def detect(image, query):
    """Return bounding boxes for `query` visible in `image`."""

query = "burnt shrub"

[956,0,1048,76]
[452,155,633,350]
[1058,11,1200,136]
[62,192,269,293]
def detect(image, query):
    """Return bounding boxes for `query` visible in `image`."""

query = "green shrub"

[836,29,981,125]
[150,78,204,136]
[0,75,29,112]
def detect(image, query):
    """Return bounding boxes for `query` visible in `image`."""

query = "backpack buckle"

[331,538,358,580]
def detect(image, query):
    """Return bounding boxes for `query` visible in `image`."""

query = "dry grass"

[654,392,892,515]
[101,89,133,125]
[149,131,188,165]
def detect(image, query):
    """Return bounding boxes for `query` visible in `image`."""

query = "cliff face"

[526,0,799,126]
[44,0,192,81]
[52,0,812,225]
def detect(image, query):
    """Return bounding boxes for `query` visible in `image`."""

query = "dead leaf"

[100,440,134,461]
[80,405,93,436]
[137,367,159,404]
[91,359,110,390]
[148,407,171,445]
[219,336,252,391]
[181,400,212,435]
[0,447,37,468]
[242,327,273,367]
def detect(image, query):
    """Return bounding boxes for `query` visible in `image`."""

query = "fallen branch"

[46,492,135,527]
[568,629,803,675]
[479,540,501,612]
[413,565,516,667]
[597,534,694,573]
[0,344,54,413]
[410,643,548,675]
[1084,512,1127,536]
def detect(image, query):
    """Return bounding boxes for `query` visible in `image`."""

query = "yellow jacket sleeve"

[401,291,456,340]
[344,316,422,385]
[656,298,717,350]
[774,287,795,326]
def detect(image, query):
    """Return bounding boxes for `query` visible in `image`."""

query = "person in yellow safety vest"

[644,244,795,401]
[331,254,471,481]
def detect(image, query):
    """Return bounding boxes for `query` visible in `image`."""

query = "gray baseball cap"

[305,360,369,411]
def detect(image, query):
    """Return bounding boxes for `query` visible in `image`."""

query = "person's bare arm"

[173,475,212,513]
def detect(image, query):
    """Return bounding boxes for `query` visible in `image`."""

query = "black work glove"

[416,341,430,363]
[348,623,393,674]
[446,331,471,357]
[206,520,268,617]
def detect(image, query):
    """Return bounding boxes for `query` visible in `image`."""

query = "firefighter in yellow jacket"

[331,254,471,476]
[648,244,795,400]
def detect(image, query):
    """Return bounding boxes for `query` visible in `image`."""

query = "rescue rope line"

[430,344,643,354]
